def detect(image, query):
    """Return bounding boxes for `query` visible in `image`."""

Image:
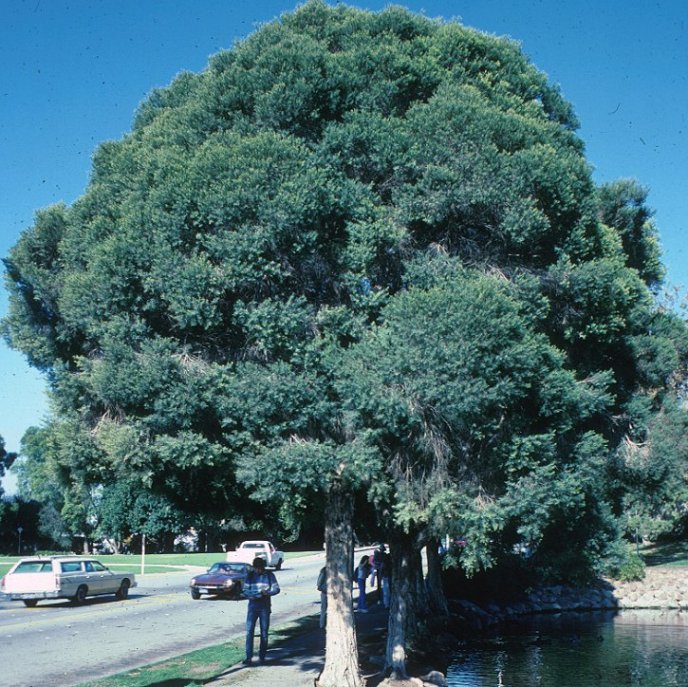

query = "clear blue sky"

[1,0,686,493]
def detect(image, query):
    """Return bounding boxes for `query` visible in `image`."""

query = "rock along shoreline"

[452,566,688,632]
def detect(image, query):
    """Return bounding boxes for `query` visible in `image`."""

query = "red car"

[189,562,251,600]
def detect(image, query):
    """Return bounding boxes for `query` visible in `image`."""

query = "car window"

[60,561,83,573]
[14,561,52,573]
[85,561,95,572]
[91,561,107,572]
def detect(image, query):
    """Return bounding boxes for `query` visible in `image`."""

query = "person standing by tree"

[378,547,392,610]
[317,565,328,629]
[354,555,372,612]
[370,544,387,604]
[242,557,280,665]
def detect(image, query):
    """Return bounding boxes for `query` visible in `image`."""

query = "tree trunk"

[408,538,430,642]
[385,529,435,678]
[106,537,121,554]
[425,537,448,616]
[385,531,414,679]
[317,482,363,687]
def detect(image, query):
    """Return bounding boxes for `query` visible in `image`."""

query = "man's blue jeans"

[357,577,367,610]
[246,602,271,661]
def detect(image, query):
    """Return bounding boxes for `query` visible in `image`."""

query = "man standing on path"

[242,557,281,665]
[317,565,327,629]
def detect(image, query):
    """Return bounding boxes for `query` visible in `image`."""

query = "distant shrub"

[604,542,646,582]
[617,554,646,582]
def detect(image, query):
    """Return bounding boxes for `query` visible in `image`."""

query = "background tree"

[597,179,663,287]
[97,480,189,553]
[16,424,98,551]
[0,434,16,506]
[0,435,18,549]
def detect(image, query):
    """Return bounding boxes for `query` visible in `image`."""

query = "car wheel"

[72,585,88,604]
[115,579,130,600]
[190,588,201,600]
[275,559,283,571]
[23,599,38,608]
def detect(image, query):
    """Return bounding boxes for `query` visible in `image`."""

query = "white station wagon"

[0,556,137,607]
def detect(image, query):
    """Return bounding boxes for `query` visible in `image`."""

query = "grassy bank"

[77,614,320,687]
[79,642,245,687]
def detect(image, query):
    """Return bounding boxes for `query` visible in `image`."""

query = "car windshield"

[208,563,247,574]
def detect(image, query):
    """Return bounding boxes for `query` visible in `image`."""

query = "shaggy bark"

[385,529,438,678]
[425,537,449,616]
[384,529,425,677]
[317,482,363,687]
[385,538,412,679]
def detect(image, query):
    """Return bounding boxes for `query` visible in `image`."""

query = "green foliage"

[15,424,99,546]
[597,179,664,286]
[0,435,16,509]
[604,541,646,582]
[336,270,623,575]
[612,395,688,541]
[0,497,51,555]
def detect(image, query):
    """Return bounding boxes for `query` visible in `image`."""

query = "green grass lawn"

[0,550,318,580]
[78,641,245,687]
[0,553,215,579]
[77,614,320,687]
[641,540,688,567]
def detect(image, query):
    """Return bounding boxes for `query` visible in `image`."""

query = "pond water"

[447,610,688,687]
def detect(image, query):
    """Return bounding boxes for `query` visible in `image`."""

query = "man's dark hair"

[252,557,266,569]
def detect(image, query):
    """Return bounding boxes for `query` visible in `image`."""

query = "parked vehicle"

[189,562,251,600]
[0,556,137,607]
[226,540,284,569]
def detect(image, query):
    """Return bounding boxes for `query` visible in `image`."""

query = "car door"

[83,560,111,594]
[59,560,87,597]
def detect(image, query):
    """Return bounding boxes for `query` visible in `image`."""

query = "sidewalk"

[207,603,389,686]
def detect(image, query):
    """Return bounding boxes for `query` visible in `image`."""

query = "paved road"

[0,554,326,687]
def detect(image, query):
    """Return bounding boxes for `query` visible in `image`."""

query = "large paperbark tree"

[3,2,686,682]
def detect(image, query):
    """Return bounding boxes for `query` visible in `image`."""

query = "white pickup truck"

[0,556,137,607]
[226,540,284,570]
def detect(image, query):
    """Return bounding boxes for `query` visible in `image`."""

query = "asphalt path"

[0,553,327,687]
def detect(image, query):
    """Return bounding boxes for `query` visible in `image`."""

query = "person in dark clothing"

[371,544,387,603]
[242,557,280,665]
[316,565,327,628]
[355,554,372,612]
[378,547,391,609]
